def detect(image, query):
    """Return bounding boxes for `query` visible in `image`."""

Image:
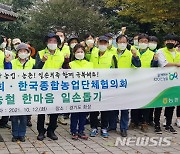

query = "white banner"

[0,68,179,116]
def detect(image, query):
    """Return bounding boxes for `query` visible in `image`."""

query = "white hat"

[12,38,21,45]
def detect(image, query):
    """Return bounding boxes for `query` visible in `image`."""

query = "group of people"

[0,30,180,142]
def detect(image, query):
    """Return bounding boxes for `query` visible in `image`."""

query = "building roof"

[0,3,17,21]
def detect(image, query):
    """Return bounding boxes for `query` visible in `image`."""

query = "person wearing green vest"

[130,34,158,133]
[65,44,93,140]
[84,33,99,61]
[154,34,180,134]
[130,33,139,51]
[56,30,71,125]
[56,30,70,58]
[89,36,117,138]
[104,33,117,56]
[148,36,159,53]
[108,35,141,137]
[5,43,35,142]
[35,33,64,141]
[67,35,80,62]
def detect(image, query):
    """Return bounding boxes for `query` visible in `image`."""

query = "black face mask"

[166,43,175,49]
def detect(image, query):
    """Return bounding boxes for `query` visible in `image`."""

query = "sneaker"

[78,133,88,140]
[72,133,78,140]
[175,119,180,128]
[47,131,58,140]
[101,129,109,138]
[90,128,98,137]
[165,126,177,134]
[0,124,11,129]
[12,137,18,142]
[58,116,67,125]
[154,125,162,134]
[140,123,148,133]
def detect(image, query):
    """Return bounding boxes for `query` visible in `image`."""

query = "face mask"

[60,37,64,43]
[70,43,77,49]
[118,43,127,50]
[98,45,107,52]
[18,53,30,59]
[47,43,57,50]
[0,42,7,49]
[75,52,84,60]
[166,43,175,49]
[14,45,19,50]
[86,39,94,46]
[139,43,148,50]
[134,40,138,46]
[109,40,113,46]
[149,43,157,50]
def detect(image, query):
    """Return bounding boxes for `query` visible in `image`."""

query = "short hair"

[84,33,95,40]
[116,35,127,42]
[149,36,159,43]
[138,33,149,41]
[164,34,177,41]
[73,43,85,53]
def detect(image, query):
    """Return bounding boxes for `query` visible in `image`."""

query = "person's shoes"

[90,128,98,137]
[175,119,180,128]
[47,131,58,140]
[58,116,67,125]
[165,126,177,134]
[101,129,109,138]
[154,125,162,134]
[78,133,88,140]
[140,123,148,133]
[0,124,11,129]
[120,130,127,137]
[0,134,4,142]
[37,131,46,141]
[72,133,78,140]
[19,136,25,142]
[107,128,116,132]
[12,137,18,142]
[27,120,32,127]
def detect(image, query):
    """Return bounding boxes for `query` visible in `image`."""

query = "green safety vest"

[38,48,64,69]
[69,60,93,69]
[12,58,35,70]
[115,49,133,68]
[90,49,114,68]
[161,47,180,63]
[106,46,117,56]
[0,50,4,69]
[137,48,154,68]
[85,47,99,61]
[60,44,70,57]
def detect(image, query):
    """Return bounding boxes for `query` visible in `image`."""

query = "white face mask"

[1,42,7,49]
[86,39,94,46]
[47,43,57,50]
[109,40,113,46]
[118,43,127,51]
[18,53,30,59]
[134,40,139,46]
[60,37,64,43]
[75,52,84,60]
[98,45,107,52]
[139,43,148,50]
[70,43,77,49]
[149,43,157,50]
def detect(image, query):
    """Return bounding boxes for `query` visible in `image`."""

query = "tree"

[105,0,180,35]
